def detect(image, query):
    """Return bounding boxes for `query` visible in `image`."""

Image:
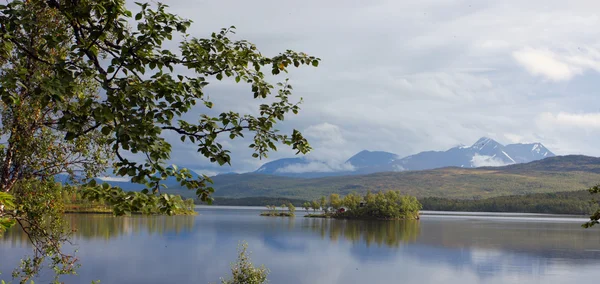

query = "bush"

[220,242,269,284]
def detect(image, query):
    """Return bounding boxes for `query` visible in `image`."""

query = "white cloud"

[276,161,355,174]
[512,48,581,81]
[300,123,359,165]
[536,112,600,129]
[128,0,600,172]
[303,123,346,146]
[503,133,524,144]
[470,154,509,167]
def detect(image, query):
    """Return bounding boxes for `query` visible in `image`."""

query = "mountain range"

[254,137,555,178]
[169,155,600,201]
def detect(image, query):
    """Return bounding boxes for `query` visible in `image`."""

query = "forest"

[420,190,599,215]
[204,190,599,216]
[304,191,422,220]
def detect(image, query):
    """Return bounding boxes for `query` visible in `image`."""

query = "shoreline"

[195,205,588,217]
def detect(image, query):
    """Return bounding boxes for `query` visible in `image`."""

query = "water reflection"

[2,214,195,247]
[304,218,420,248]
[2,210,600,284]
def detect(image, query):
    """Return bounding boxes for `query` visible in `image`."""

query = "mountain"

[503,142,553,163]
[168,155,600,201]
[345,150,400,174]
[252,137,555,177]
[255,157,353,178]
[346,150,399,168]
[392,137,555,171]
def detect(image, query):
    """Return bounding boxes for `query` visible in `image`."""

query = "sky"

[146,0,600,175]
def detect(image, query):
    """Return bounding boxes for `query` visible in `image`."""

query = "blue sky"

[144,0,600,175]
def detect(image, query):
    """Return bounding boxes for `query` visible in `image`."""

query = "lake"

[2,207,600,283]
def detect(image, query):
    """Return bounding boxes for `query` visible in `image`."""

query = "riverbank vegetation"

[202,189,600,216]
[62,185,197,215]
[198,197,307,207]
[305,191,422,220]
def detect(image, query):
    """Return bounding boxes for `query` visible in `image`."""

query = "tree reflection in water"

[2,214,195,246]
[305,218,420,248]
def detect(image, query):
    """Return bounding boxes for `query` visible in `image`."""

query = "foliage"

[286,202,295,214]
[584,184,600,228]
[8,179,76,283]
[319,196,327,213]
[194,166,600,201]
[421,190,600,216]
[198,197,307,207]
[260,204,294,217]
[328,193,341,210]
[309,190,422,220]
[0,0,317,281]
[259,211,293,217]
[0,192,15,235]
[199,190,600,217]
[220,242,269,284]
[310,200,320,212]
[341,193,362,211]
[302,202,310,213]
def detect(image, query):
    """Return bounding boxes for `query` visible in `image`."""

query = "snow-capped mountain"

[253,137,555,177]
[391,137,553,170]
[504,142,553,163]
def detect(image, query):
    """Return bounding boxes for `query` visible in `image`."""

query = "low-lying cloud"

[470,154,510,167]
[276,161,355,174]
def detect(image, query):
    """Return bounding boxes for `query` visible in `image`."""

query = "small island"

[260,203,296,217]
[302,190,422,220]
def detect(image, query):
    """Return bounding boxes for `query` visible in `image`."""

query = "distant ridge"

[252,137,555,178]
[164,155,600,201]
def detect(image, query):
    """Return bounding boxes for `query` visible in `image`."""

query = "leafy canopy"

[0,0,318,281]
[0,0,319,214]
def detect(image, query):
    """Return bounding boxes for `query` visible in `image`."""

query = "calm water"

[2,207,600,283]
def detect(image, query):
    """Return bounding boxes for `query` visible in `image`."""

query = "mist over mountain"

[253,137,555,178]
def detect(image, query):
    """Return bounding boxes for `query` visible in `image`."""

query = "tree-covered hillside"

[157,155,600,201]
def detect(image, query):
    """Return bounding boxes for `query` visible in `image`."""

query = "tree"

[310,200,320,212]
[280,203,287,212]
[320,196,328,213]
[0,0,318,281]
[220,242,269,284]
[286,202,295,214]
[329,193,342,210]
[302,202,310,213]
[342,193,362,211]
[584,185,600,228]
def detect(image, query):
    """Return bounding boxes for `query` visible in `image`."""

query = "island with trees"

[303,190,422,220]
[260,203,296,217]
